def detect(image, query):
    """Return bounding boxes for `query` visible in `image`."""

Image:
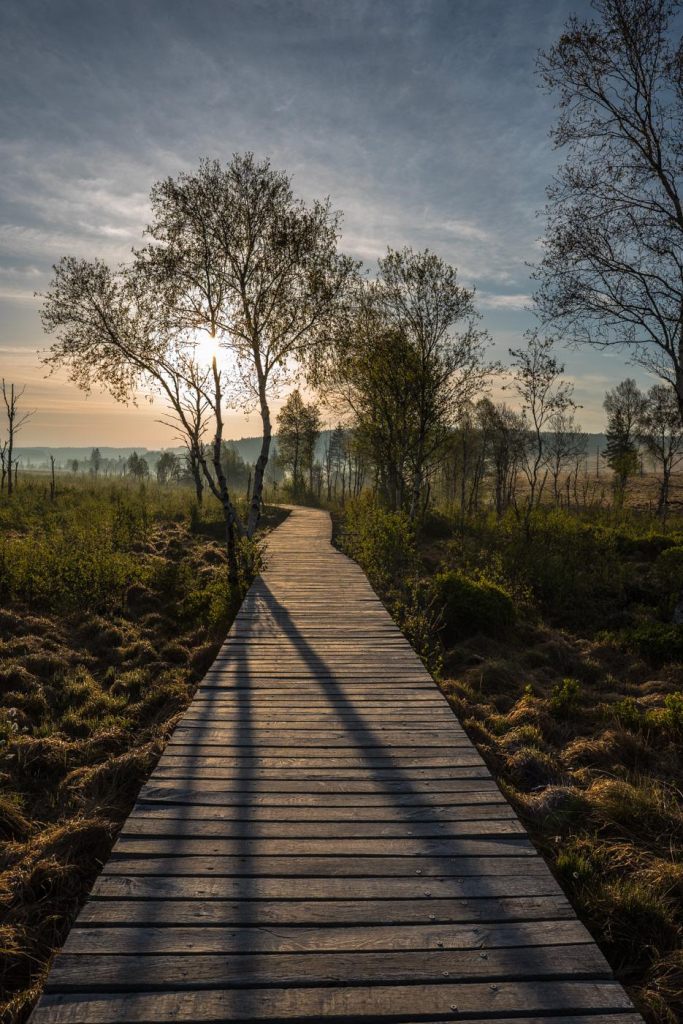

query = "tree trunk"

[212,445,239,586]
[189,449,203,506]
[409,470,422,519]
[408,438,425,519]
[293,438,300,495]
[203,357,240,584]
[7,423,13,496]
[248,386,271,537]
[395,456,405,512]
[657,468,670,516]
[675,363,683,427]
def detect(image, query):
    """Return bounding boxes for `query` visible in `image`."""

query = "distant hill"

[14,447,158,469]
[13,440,280,470]
[15,431,609,470]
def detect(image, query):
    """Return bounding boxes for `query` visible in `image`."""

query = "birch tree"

[506,333,576,526]
[603,378,646,500]
[276,390,321,494]
[546,412,588,504]
[315,250,493,515]
[376,249,493,517]
[535,0,683,420]
[640,383,683,512]
[40,258,243,580]
[138,155,356,535]
[1,380,33,497]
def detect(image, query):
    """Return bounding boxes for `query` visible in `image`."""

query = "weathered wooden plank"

[112,836,531,858]
[46,944,611,992]
[75,893,577,928]
[91,873,563,900]
[63,918,592,955]
[30,982,636,1023]
[169,728,473,746]
[154,755,486,769]
[179,712,462,729]
[120,817,523,840]
[138,778,499,794]
[160,746,487,762]
[137,787,502,806]
[103,853,542,878]
[189,700,447,709]
[197,679,435,688]
[136,780,497,795]
[127,803,518,822]
[151,765,493,781]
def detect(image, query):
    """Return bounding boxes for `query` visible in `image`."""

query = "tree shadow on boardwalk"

[38,513,623,1022]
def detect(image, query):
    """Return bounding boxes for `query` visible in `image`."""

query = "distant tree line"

[33,0,683,557]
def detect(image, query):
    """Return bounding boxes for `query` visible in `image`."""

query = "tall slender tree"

[1,380,33,497]
[314,250,493,515]
[40,258,243,580]
[137,154,357,534]
[276,390,321,494]
[640,383,683,513]
[603,378,647,500]
[546,412,588,505]
[535,0,683,420]
[506,333,576,525]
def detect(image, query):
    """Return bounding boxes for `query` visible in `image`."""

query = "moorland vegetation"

[0,477,285,1022]
[3,2,683,1021]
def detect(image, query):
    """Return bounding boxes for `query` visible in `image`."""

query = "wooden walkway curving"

[31,506,642,1024]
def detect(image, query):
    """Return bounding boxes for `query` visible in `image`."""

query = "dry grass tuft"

[439,623,683,1023]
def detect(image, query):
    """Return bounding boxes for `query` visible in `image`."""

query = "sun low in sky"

[0,0,634,446]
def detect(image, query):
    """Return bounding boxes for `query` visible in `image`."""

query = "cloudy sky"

[0,0,639,446]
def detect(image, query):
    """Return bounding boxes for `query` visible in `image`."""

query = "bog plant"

[612,692,683,735]
[339,495,440,670]
[432,569,515,643]
[340,493,419,592]
[550,677,581,719]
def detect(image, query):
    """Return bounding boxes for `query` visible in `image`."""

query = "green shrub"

[432,569,515,643]
[550,677,581,719]
[623,621,683,666]
[338,495,440,672]
[659,692,683,732]
[611,696,642,730]
[339,494,419,593]
[612,692,683,735]
[650,546,683,616]
[613,532,678,559]
[503,510,628,629]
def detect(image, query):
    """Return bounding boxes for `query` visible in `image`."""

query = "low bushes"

[432,569,515,642]
[620,622,683,667]
[338,496,440,669]
[339,494,419,592]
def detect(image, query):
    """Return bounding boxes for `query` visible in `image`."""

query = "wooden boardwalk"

[31,507,642,1024]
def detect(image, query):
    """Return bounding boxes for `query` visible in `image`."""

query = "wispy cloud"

[0,287,41,302]
[478,292,532,311]
[0,0,610,445]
